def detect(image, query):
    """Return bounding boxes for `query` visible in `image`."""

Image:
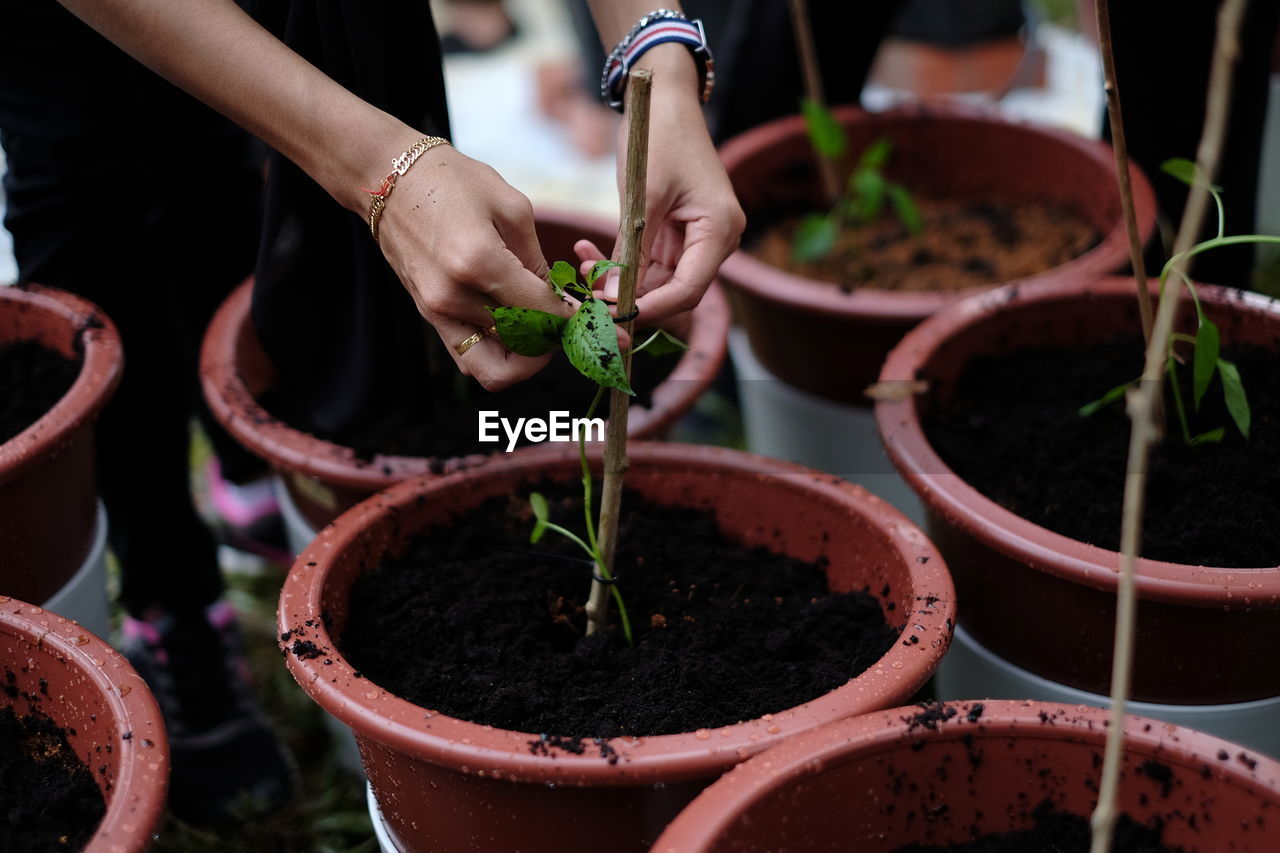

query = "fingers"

[435,311,552,392]
[634,216,740,321]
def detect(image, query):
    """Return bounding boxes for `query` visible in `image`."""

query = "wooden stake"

[1095,0,1155,346]
[586,69,651,636]
[1089,3,1246,852]
[789,0,841,204]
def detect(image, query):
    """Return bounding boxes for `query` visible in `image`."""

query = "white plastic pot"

[729,330,924,524]
[937,622,1280,758]
[42,500,109,639]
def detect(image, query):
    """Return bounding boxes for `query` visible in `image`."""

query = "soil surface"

[892,798,1186,852]
[925,337,1280,567]
[261,346,676,461]
[336,487,899,738]
[0,340,80,445]
[0,705,106,851]
[751,197,1098,293]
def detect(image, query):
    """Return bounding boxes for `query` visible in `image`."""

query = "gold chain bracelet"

[364,135,451,244]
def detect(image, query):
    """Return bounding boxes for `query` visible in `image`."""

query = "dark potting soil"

[0,706,106,851]
[925,337,1280,567]
[751,197,1098,293]
[260,345,676,461]
[892,798,1187,853]
[0,340,81,446]
[336,488,899,738]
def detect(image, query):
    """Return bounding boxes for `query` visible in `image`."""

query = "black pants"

[0,0,263,614]
[1108,0,1280,285]
[0,0,451,614]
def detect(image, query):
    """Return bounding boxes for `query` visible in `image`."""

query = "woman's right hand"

[374,140,577,391]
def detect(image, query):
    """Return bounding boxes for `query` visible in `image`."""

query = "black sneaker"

[121,601,297,828]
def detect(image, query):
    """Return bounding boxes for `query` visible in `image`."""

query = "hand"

[374,142,573,391]
[578,47,745,333]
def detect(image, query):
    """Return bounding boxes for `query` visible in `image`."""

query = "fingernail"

[604,270,619,299]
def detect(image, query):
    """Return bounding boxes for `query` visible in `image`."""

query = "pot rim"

[199,209,730,493]
[279,441,956,786]
[874,275,1280,605]
[652,698,1280,852]
[0,600,169,853]
[717,101,1156,322]
[0,285,123,484]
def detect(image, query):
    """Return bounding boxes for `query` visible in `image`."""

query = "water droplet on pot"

[74,635,89,646]
[92,658,104,666]
[694,729,711,740]
[365,691,377,699]
[766,724,781,734]
[117,685,131,697]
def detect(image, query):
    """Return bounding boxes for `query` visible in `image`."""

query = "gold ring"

[455,331,484,356]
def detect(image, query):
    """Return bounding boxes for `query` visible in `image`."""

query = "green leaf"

[887,183,923,235]
[858,136,892,171]
[563,299,633,394]
[1218,358,1251,439]
[1188,427,1226,446]
[792,214,839,263]
[853,169,886,222]
[488,306,567,357]
[800,97,846,159]
[529,492,549,543]
[1079,380,1134,417]
[636,328,688,358]
[587,259,625,286]
[1161,157,1221,191]
[1192,316,1220,409]
[548,261,578,296]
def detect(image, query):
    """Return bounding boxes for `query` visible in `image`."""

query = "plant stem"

[1094,0,1154,346]
[586,68,651,638]
[579,385,606,555]
[788,0,841,204]
[1089,2,1246,852]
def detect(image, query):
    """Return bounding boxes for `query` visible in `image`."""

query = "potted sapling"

[874,0,1280,758]
[715,1,1153,517]
[277,71,955,853]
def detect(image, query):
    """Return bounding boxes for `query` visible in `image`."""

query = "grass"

[147,562,377,853]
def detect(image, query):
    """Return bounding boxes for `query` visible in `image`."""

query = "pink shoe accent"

[206,600,238,631]
[206,457,279,528]
[122,615,168,664]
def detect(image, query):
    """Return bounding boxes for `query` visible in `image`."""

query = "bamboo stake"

[1089,2,1246,851]
[789,0,841,204]
[1094,0,1155,345]
[586,69,651,636]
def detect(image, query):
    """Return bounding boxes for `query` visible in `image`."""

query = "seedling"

[1079,157,1280,444]
[489,259,687,646]
[792,102,922,264]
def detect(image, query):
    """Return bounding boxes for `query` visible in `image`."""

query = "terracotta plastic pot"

[201,209,730,531]
[653,699,1280,852]
[278,442,955,852]
[717,102,1156,405]
[874,277,1280,704]
[0,284,122,605]
[0,597,168,851]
